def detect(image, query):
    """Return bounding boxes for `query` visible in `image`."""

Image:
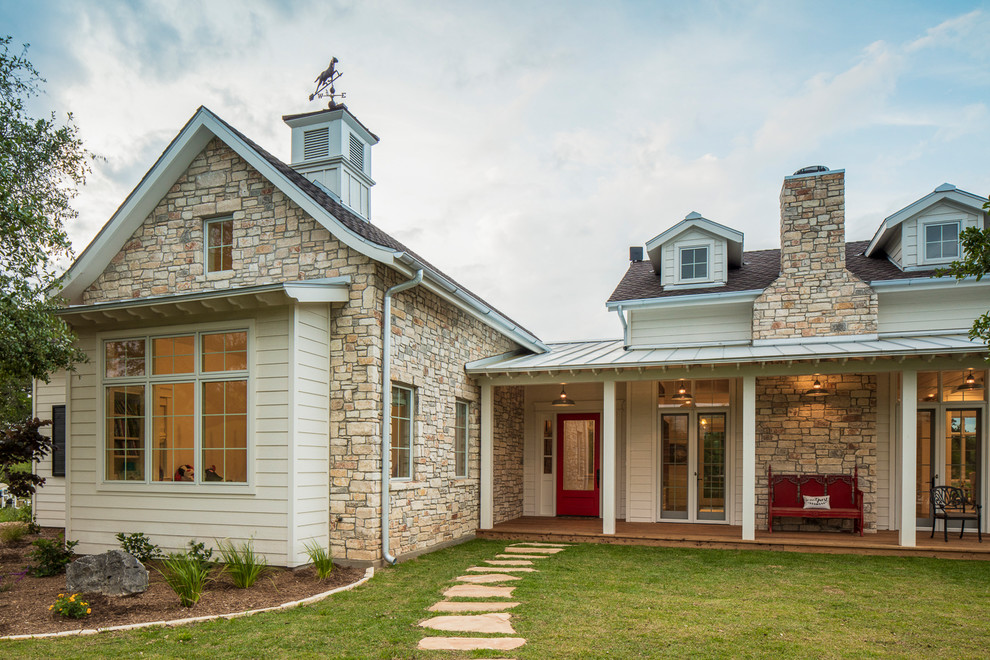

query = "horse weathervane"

[310,57,346,107]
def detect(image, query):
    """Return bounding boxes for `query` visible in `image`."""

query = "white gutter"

[605,289,763,311]
[868,275,985,292]
[381,269,423,565]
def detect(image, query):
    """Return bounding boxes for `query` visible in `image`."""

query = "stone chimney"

[752,167,877,342]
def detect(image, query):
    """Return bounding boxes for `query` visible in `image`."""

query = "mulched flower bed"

[0,524,366,637]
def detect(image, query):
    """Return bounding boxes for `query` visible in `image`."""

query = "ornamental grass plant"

[216,538,268,588]
[303,541,334,579]
[157,552,212,607]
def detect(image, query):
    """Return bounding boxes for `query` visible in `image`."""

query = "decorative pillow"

[803,495,830,510]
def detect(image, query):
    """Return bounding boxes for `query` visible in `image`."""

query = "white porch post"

[602,380,617,535]
[480,382,494,530]
[742,375,756,541]
[899,370,917,547]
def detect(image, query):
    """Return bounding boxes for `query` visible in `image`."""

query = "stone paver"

[456,573,521,583]
[428,601,521,613]
[502,547,562,554]
[496,554,548,560]
[510,542,571,547]
[465,566,536,573]
[443,584,516,598]
[419,612,516,634]
[418,637,526,651]
[485,559,534,566]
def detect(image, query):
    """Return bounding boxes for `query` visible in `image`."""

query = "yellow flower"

[86,608,91,615]
[69,595,76,602]
[49,605,54,610]
[58,593,64,598]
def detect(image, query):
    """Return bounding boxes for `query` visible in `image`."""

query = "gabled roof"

[865,183,988,257]
[607,241,940,306]
[644,212,744,273]
[60,106,547,354]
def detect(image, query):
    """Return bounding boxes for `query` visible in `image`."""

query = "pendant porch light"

[955,369,984,392]
[805,375,829,397]
[671,380,693,402]
[552,385,576,407]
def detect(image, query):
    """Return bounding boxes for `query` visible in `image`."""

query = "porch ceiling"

[466,333,987,381]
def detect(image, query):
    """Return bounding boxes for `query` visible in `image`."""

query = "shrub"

[49,593,91,619]
[186,539,215,569]
[0,522,28,544]
[157,552,211,607]
[217,538,268,588]
[115,532,162,563]
[28,535,78,577]
[304,541,334,579]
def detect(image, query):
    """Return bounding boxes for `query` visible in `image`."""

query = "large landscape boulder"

[66,549,148,596]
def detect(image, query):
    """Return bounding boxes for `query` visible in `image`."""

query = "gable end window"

[680,246,709,281]
[391,384,414,479]
[205,218,233,272]
[924,221,960,262]
[454,400,469,478]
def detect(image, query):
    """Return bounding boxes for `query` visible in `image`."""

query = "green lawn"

[4,539,989,659]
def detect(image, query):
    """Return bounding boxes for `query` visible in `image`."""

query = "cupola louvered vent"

[303,127,329,160]
[348,133,364,170]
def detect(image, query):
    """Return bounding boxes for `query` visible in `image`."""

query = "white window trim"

[677,243,712,284]
[204,216,234,273]
[454,399,470,479]
[96,320,255,494]
[918,218,961,266]
[391,384,415,481]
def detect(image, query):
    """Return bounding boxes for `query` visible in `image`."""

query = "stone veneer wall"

[755,374,877,532]
[80,136,525,563]
[752,171,877,340]
[492,386,525,525]
[385,268,521,559]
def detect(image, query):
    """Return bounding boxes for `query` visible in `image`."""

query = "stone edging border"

[1,567,374,641]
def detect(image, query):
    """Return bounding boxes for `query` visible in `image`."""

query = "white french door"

[659,411,727,523]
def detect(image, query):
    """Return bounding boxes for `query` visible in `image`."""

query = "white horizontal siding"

[290,303,331,565]
[67,308,295,565]
[629,301,753,346]
[33,371,68,528]
[900,206,981,269]
[878,288,988,335]
[625,381,655,522]
[661,229,726,287]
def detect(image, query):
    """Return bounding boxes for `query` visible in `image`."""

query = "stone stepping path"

[418,542,572,652]
[418,637,526,651]
[428,601,520,613]
[455,574,521,584]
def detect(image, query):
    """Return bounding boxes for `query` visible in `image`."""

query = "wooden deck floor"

[477,517,990,560]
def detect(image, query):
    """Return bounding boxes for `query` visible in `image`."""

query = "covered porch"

[468,335,988,551]
[478,516,990,560]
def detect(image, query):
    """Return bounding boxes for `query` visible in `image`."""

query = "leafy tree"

[0,36,88,384]
[0,418,51,497]
[935,196,990,355]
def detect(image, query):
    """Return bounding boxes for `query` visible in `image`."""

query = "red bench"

[767,466,864,536]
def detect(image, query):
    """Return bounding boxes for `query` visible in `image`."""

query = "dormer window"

[923,221,959,262]
[680,246,709,281]
[205,218,233,272]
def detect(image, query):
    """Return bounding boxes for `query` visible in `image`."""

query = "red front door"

[556,413,601,516]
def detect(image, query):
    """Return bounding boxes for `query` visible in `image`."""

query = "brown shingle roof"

[607,240,937,303]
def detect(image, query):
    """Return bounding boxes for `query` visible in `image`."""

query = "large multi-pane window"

[454,400,469,478]
[391,384,414,479]
[104,331,248,484]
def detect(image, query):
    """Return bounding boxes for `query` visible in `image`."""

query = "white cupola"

[282,104,379,220]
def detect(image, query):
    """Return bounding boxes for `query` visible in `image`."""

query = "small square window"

[205,218,233,272]
[680,246,708,281]
[924,222,959,261]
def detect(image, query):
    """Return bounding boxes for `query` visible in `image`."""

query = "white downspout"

[381,269,423,565]
[615,307,629,348]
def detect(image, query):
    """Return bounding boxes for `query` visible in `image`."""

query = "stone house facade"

[469,166,988,546]
[34,105,546,566]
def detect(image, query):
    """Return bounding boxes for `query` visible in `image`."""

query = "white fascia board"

[645,217,743,253]
[283,276,351,303]
[393,253,548,354]
[869,275,986,292]
[866,188,987,257]
[606,289,763,311]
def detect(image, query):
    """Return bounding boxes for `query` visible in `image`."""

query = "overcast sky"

[4,1,990,342]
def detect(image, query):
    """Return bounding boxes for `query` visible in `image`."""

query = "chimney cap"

[793,165,829,176]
